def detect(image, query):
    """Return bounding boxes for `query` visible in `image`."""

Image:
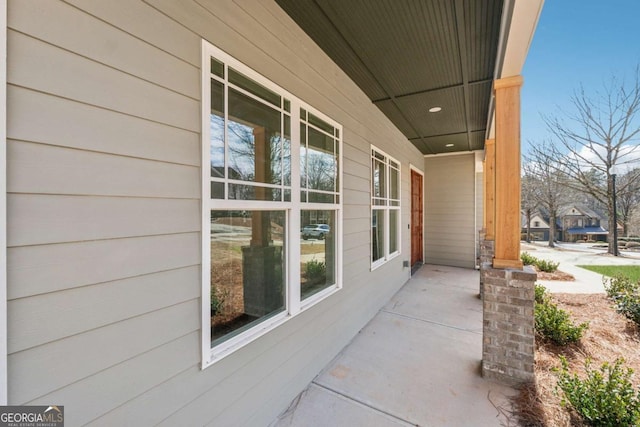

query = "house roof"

[566,226,608,235]
[276,0,543,155]
[558,205,603,219]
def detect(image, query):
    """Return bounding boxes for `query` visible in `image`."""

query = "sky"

[521,0,640,158]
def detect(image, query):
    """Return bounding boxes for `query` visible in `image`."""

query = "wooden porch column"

[493,76,523,269]
[483,139,495,240]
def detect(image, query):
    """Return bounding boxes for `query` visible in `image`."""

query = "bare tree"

[616,168,640,236]
[524,140,571,248]
[543,68,640,255]
[521,171,540,243]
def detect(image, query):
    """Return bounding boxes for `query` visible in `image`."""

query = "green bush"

[521,252,537,266]
[556,357,640,426]
[535,284,548,304]
[617,293,640,326]
[604,275,640,326]
[520,252,559,272]
[536,258,560,273]
[535,301,588,345]
[604,274,639,299]
[304,259,326,283]
[210,286,229,315]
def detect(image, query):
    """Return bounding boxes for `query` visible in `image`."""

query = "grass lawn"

[578,265,640,282]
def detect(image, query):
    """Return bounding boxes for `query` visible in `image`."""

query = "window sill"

[370,251,401,271]
[202,284,341,369]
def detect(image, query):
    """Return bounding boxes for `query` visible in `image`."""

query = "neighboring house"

[522,211,553,241]
[0,1,542,425]
[559,205,609,242]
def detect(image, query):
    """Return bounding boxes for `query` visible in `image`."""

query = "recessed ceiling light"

[445,143,454,147]
[428,106,442,113]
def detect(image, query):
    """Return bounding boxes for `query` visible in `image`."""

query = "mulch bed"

[513,293,640,426]
[533,266,575,281]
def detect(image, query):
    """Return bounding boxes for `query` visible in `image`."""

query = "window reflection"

[372,210,385,262]
[300,115,339,204]
[210,210,286,347]
[300,211,336,299]
[389,209,398,254]
[372,158,386,200]
[210,79,225,178]
[210,69,292,201]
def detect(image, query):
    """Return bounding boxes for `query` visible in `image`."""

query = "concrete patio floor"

[272,264,519,427]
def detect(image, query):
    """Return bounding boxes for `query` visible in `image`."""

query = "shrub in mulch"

[513,293,640,427]
[556,357,640,426]
[604,274,640,327]
[534,285,588,346]
[521,252,560,273]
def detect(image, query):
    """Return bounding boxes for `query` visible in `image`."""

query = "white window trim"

[371,146,401,270]
[0,0,7,405]
[201,40,342,368]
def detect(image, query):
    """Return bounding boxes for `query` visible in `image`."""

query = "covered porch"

[274,264,517,426]
[278,0,544,386]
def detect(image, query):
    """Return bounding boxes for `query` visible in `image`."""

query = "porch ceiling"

[276,0,505,155]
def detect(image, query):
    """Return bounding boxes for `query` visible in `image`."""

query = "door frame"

[410,164,424,272]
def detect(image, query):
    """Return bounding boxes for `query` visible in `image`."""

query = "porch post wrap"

[492,76,523,269]
[484,139,495,240]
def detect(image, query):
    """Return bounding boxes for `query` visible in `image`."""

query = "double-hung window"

[202,41,342,366]
[371,146,400,269]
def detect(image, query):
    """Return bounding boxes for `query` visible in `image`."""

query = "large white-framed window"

[371,146,400,269]
[201,40,342,367]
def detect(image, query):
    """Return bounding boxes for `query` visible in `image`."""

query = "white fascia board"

[486,0,545,139]
[424,149,484,159]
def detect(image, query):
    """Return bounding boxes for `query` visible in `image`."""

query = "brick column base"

[482,264,536,385]
[478,231,494,299]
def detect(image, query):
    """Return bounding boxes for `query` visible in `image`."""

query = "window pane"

[228,183,282,201]
[389,209,398,254]
[390,167,399,200]
[210,79,225,177]
[228,88,286,186]
[228,67,280,107]
[308,112,335,134]
[372,159,386,199]
[372,210,385,262]
[211,181,224,199]
[300,124,307,188]
[300,210,336,299]
[307,192,334,203]
[210,58,224,78]
[283,115,291,187]
[210,210,286,348]
[306,127,336,191]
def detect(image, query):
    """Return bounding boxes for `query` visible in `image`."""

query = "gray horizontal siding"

[7,86,199,165]
[30,332,201,427]
[9,266,200,354]
[10,299,200,403]
[9,0,200,99]
[7,194,199,246]
[5,0,424,426]
[7,30,199,131]
[424,154,476,268]
[8,233,200,299]
[7,140,199,198]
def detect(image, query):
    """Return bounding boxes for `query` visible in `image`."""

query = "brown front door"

[411,169,423,269]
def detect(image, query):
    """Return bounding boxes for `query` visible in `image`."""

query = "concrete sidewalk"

[272,265,518,427]
[522,242,640,293]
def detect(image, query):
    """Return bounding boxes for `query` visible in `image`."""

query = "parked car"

[301,224,330,240]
